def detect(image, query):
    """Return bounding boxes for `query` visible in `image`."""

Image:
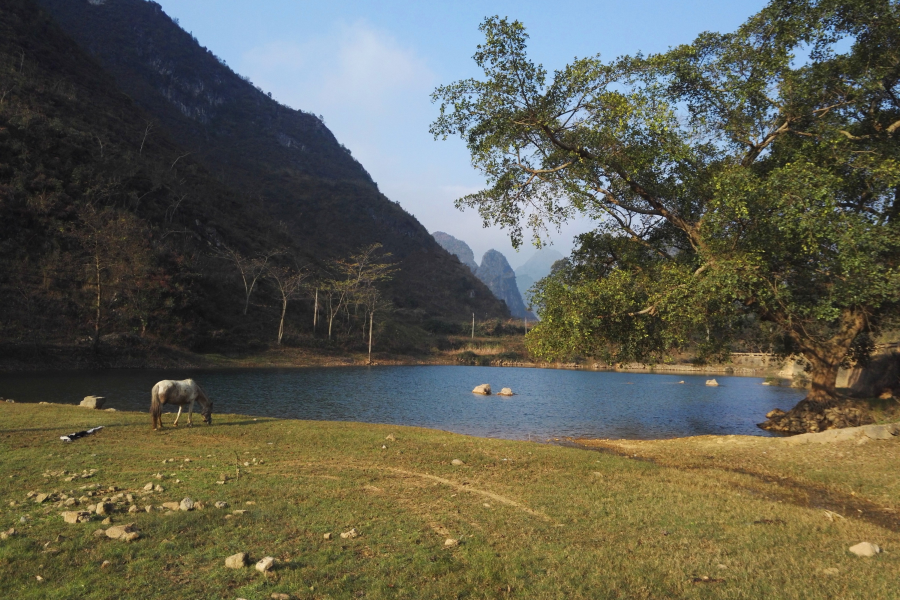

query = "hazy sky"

[153,0,767,269]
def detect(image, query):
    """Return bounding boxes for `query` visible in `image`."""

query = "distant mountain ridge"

[431,232,534,320]
[514,248,564,306]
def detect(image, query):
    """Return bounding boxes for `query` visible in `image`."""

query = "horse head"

[202,402,213,425]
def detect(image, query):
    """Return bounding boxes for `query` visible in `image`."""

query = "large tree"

[432,1,900,429]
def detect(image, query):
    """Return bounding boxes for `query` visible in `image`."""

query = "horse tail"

[151,384,162,429]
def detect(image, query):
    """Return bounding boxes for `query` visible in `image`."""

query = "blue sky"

[154,0,768,269]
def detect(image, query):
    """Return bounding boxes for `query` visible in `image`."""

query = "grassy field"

[1,403,897,599]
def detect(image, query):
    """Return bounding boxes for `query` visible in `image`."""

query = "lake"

[0,366,804,440]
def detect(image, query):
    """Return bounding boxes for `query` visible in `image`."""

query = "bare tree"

[216,246,277,315]
[320,244,395,342]
[269,264,309,345]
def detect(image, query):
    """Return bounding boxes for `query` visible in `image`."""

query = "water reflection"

[0,366,805,440]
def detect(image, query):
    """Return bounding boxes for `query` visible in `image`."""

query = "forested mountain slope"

[34,0,507,320]
[0,0,505,360]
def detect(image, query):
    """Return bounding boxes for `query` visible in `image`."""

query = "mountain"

[514,248,565,306]
[475,250,532,320]
[432,232,477,272]
[34,0,507,322]
[0,0,506,357]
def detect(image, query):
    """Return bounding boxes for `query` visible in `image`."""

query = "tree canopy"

[431,0,900,412]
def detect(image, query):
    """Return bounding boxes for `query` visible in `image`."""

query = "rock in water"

[80,396,106,409]
[472,384,491,395]
[255,557,275,572]
[849,542,881,557]
[497,388,514,396]
[706,379,719,386]
[225,553,249,569]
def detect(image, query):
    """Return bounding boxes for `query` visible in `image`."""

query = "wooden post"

[471,313,475,339]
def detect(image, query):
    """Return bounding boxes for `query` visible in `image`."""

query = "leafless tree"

[269,264,309,345]
[216,246,278,315]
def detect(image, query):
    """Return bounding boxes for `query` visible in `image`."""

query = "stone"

[79,396,106,409]
[863,423,899,440]
[35,493,50,504]
[64,498,77,507]
[179,498,194,511]
[255,556,275,572]
[95,503,112,516]
[271,594,290,600]
[323,532,333,540]
[822,567,840,575]
[0,528,16,540]
[849,542,881,557]
[104,524,136,540]
[214,501,228,509]
[472,384,491,395]
[101,560,111,568]
[444,538,459,547]
[62,511,91,524]
[93,528,106,537]
[128,505,139,514]
[154,485,164,493]
[225,552,249,569]
[765,409,786,419]
[101,517,112,525]
[144,506,153,513]
[143,483,153,491]
[706,379,719,386]
[497,388,514,396]
[340,528,359,539]
[121,531,140,542]
[232,510,247,516]
[385,434,396,441]
[161,502,179,511]
[451,459,465,466]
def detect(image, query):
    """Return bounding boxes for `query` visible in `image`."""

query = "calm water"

[0,366,804,440]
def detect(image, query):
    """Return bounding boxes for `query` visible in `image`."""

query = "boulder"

[706,379,719,387]
[95,503,112,516]
[255,556,275,572]
[80,396,106,409]
[497,388,514,396]
[61,511,91,524]
[225,552,249,569]
[162,502,180,511]
[179,498,194,511]
[104,524,136,540]
[340,528,359,539]
[849,542,881,557]
[766,409,786,419]
[472,384,491,395]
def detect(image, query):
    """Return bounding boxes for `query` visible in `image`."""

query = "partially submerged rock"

[759,398,876,434]
[497,388,514,396]
[706,379,719,387]
[472,384,491,395]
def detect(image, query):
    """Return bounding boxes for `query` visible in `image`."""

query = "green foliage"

[433,3,900,397]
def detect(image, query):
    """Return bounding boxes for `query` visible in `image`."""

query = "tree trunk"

[277,297,287,345]
[368,310,374,364]
[92,253,102,351]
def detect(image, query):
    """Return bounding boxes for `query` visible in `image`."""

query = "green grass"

[1,403,898,599]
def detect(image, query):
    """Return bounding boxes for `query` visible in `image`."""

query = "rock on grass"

[225,552,249,569]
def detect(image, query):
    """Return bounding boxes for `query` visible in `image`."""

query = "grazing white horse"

[150,379,213,430]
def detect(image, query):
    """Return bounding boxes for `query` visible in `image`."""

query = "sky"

[153,0,769,270]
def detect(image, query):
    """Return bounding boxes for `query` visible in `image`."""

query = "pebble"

[271,594,290,600]
[323,532,333,540]
[444,538,459,548]
[101,560,111,568]
[225,552,248,569]
[451,459,464,466]
[340,528,359,539]
[61,511,91,524]
[128,506,139,514]
[162,502,180,511]
[232,510,247,516]
[179,498,194,511]
[849,542,881,557]
[255,556,275,573]
[214,501,228,509]
[822,567,839,575]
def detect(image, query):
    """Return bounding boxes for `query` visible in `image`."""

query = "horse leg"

[188,398,195,427]
[172,405,183,427]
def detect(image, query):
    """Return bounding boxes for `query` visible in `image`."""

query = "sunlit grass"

[1,403,897,599]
